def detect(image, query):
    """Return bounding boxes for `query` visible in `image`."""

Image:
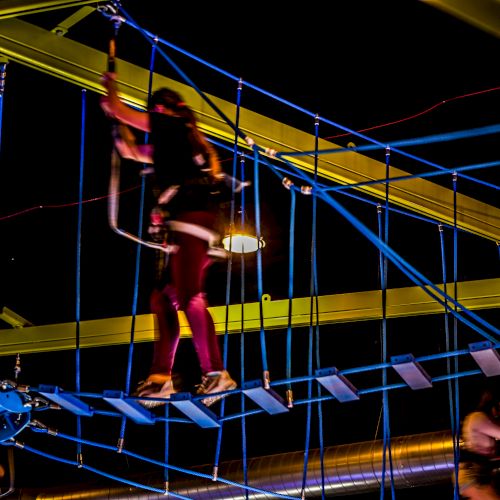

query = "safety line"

[74,87,86,464]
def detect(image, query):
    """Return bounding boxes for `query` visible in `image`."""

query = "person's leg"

[170,212,237,405]
[149,285,180,377]
[134,285,180,406]
[171,229,223,375]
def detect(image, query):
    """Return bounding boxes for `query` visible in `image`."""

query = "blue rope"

[381,147,395,499]
[103,6,492,192]
[74,88,87,461]
[21,429,301,499]
[452,173,462,497]
[323,159,499,194]
[163,403,170,487]
[214,79,246,476]
[282,123,500,189]
[301,114,322,498]
[439,224,460,500]
[313,118,326,500]
[239,157,250,499]
[268,156,499,339]
[118,35,157,444]
[250,146,495,241]
[252,150,269,377]
[286,189,296,393]
[284,123,500,157]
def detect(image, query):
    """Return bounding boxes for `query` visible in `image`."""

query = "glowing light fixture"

[222,233,265,254]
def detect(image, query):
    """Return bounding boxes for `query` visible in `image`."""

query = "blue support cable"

[313,118,326,500]
[214,78,245,477]
[20,429,301,500]
[323,159,500,194]
[268,156,499,339]
[283,123,500,158]
[252,147,495,241]
[281,124,500,190]
[239,157,249,499]
[210,136,498,245]
[381,147,395,499]
[286,189,296,401]
[439,224,460,500]
[118,36,157,446]
[75,88,87,462]
[452,172,462,494]
[301,114,321,498]
[105,6,493,192]
[252,150,269,380]
[163,403,170,489]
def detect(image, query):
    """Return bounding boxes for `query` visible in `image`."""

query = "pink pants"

[149,211,224,377]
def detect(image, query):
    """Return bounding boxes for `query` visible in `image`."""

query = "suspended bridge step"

[315,367,359,402]
[391,354,432,390]
[242,379,288,415]
[169,392,220,428]
[469,341,500,377]
[37,385,93,416]
[103,390,155,425]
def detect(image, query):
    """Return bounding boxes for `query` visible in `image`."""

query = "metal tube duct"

[25,430,456,499]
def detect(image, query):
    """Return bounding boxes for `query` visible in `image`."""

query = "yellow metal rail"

[0,278,498,355]
[422,0,500,38]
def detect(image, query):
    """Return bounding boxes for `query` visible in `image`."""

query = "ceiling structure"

[0,1,498,499]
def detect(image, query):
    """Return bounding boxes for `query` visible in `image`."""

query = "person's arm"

[101,72,151,132]
[112,124,153,163]
[476,413,500,440]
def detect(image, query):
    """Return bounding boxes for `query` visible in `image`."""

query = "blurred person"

[458,385,500,499]
[100,72,236,408]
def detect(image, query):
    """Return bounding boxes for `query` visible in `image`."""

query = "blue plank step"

[170,392,220,428]
[315,367,359,402]
[469,341,500,377]
[391,354,432,390]
[37,385,93,416]
[242,379,288,415]
[103,390,155,425]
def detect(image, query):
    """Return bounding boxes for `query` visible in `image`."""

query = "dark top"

[149,112,218,215]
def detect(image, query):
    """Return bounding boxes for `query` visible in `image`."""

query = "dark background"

[0,1,499,498]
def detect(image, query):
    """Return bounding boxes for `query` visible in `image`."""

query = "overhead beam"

[0,0,99,19]
[421,0,500,38]
[0,18,499,241]
[0,278,498,355]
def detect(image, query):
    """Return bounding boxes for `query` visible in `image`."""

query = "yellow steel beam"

[0,278,498,355]
[421,0,500,38]
[0,0,99,19]
[0,18,499,241]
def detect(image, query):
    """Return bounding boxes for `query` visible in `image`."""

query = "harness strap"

[166,220,220,246]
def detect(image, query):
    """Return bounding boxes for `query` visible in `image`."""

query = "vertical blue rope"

[253,150,269,378]
[452,172,461,491]
[301,114,320,499]
[286,189,296,393]
[439,224,460,500]
[214,78,244,474]
[379,147,395,500]
[118,40,157,442]
[239,158,249,499]
[163,403,170,490]
[313,116,326,500]
[75,88,86,462]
